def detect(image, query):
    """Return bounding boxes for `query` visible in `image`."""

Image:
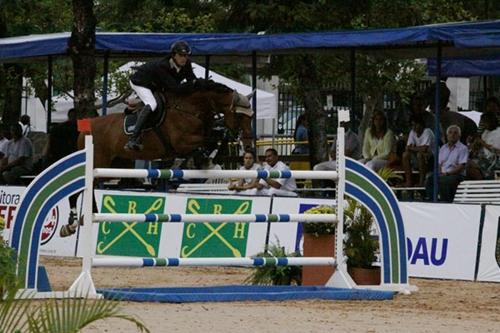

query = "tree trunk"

[68,0,97,119]
[2,64,23,127]
[297,56,328,167]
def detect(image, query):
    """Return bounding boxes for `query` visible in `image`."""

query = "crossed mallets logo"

[97,196,164,256]
[181,200,250,258]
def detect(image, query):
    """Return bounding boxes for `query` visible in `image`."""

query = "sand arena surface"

[41,257,500,333]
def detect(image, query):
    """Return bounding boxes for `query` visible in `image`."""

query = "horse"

[79,79,253,167]
[59,79,254,236]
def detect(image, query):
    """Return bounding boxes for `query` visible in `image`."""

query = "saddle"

[123,92,167,135]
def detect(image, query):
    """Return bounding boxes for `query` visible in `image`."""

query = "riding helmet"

[170,41,192,55]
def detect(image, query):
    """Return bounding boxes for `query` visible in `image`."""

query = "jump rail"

[92,257,337,267]
[10,109,414,299]
[92,213,338,223]
[93,168,338,180]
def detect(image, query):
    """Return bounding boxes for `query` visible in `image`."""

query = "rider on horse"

[124,40,197,151]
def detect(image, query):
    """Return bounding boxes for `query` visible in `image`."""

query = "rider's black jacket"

[130,57,197,93]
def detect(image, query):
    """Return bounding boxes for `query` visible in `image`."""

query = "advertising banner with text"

[400,202,481,281]
[2,185,78,257]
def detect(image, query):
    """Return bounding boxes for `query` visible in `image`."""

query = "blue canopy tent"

[2,20,500,60]
[3,20,500,200]
[428,55,500,77]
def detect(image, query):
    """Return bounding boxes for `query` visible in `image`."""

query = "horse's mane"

[193,79,233,94]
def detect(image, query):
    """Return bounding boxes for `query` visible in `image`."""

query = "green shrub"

[0,238,18,296]
[343,199,378,268]
[245,241,302,285]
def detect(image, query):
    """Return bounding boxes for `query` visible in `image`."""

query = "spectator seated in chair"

[243,148,297,197]
[228,150,262,194]
[467,112,500,180]
[425,125,468,202]
[402,114,435,187]
[360,111,395,172]
[0,124,34,185]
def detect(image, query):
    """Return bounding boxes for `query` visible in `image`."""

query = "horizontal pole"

[92,257,337,267]
[93,168,338,180]
[93,213,337,223]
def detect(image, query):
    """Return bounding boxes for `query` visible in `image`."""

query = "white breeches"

[130,80,157,111]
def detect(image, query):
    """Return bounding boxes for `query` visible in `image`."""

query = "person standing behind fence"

[292,114,309,154]
[313,121,361,171]
[360,111,394,171]
[19,115,31,137]
[228,150,261,194]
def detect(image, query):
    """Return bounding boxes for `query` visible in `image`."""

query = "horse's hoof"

[59,223,77,238]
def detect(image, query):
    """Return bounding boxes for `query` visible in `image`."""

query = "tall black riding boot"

[124,105,152,151]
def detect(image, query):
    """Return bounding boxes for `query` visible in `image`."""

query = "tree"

[0,0,73,126]
[212,0,481,165]
[68,0,98,119]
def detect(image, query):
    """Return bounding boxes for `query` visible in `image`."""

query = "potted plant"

[343,198,380,285]
[301,205,336,285]
[343,167,401,285]
[245,241,302,285]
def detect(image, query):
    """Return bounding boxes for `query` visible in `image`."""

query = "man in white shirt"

[402,114,435,187]
[255,148,297,197]
[0,127,9,159]
[19,115,31,137]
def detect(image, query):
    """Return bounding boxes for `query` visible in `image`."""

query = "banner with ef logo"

[181,198,252,258]
[96,194,165,257]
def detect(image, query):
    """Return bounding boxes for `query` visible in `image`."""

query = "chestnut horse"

[60,80,254,237]
[79,80,253,167]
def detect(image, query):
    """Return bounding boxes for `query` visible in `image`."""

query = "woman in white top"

[228,151,260,192]
[468,112,500,179]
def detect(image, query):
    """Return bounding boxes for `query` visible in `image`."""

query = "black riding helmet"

[170,41,192,55]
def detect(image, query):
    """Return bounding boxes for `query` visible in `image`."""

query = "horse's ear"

[246,89,256,101]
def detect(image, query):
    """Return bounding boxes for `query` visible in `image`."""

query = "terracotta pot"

[302,233,335,286]
[348,266,381,285]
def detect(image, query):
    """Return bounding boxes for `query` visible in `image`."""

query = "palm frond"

[0,289,33,333]
[377,167,403,182]
[28,296,150,333]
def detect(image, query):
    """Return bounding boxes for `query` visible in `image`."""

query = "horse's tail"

[47,121,80,165]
